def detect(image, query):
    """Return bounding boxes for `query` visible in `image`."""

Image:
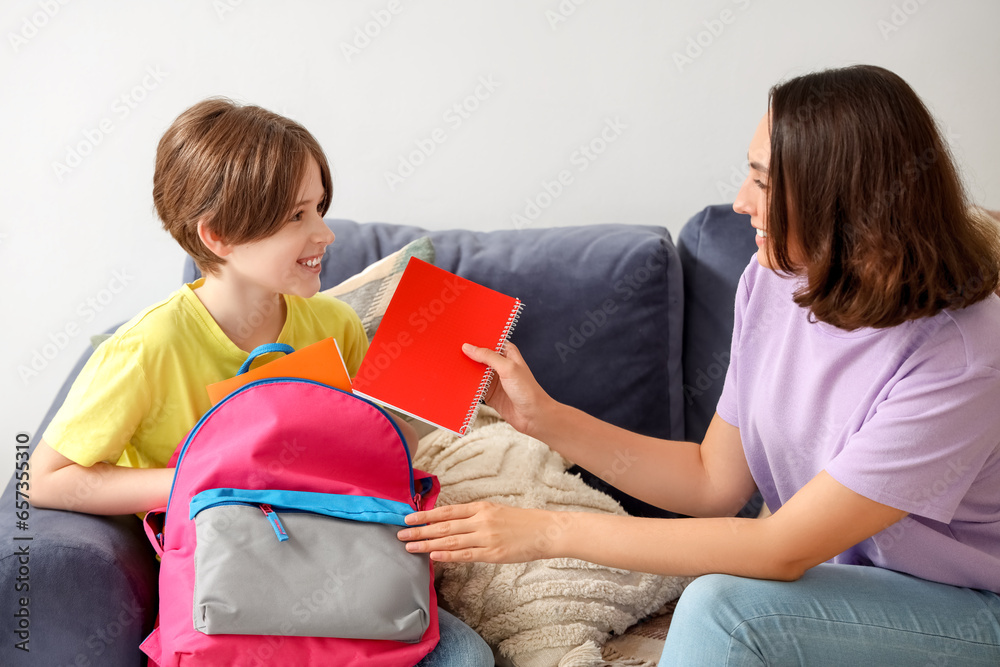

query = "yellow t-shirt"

[43,279,368,469]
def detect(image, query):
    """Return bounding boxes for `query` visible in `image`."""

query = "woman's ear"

[196,218,233,258]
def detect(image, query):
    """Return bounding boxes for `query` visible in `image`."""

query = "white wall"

[3,0,999,486]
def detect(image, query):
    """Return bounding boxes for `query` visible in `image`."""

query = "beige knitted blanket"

[413,408,690,667]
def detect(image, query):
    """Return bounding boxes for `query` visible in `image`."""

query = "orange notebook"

[351,257,523,436]
[206,337,353,405]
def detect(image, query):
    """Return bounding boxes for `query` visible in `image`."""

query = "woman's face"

[733,114,774,268]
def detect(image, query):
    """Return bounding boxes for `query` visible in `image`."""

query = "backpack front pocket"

[189,488,431,642]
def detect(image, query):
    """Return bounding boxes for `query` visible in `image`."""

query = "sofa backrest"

[184,221,686,441]
[676,204,757,444]
[182,212,761,515]
[185,220,684,516]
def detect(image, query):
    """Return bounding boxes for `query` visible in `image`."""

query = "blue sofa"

[0,204,757,665]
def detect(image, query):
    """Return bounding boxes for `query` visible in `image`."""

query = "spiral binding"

[459,298,524,435]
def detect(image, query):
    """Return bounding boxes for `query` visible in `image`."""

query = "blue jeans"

[417,607,493,666]
[659,563,1000,666]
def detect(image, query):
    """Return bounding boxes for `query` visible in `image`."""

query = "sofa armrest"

[0,341,158,666]
[677,204,757,444]
[677,204,763,518]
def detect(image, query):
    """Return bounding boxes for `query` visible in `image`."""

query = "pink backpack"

[140,350,440,666]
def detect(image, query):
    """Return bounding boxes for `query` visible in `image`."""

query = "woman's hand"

[398,502,570,563]
[462,341,553,435]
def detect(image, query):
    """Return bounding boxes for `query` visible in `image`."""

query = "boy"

[29,98,404,513]
[29,96,494,667]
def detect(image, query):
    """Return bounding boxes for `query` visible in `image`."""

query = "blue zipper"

[166,378,418,516]
[190,488,418,541]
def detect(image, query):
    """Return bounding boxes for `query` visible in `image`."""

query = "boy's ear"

[196,218,233,258]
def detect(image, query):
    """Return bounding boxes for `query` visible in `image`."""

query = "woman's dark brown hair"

[765,65,1000,329]
[154,97,334,275]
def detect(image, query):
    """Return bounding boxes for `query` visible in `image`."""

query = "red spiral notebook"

[351,257,523,436]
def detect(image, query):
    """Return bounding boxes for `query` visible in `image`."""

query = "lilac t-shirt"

[717,258,1000,593]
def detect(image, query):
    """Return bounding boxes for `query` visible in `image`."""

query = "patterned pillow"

[322,237,435,342]
[91,334,113,349]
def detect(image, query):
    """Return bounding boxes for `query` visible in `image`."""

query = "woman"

[398,65,1000,664]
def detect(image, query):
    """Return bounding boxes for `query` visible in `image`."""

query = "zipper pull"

[413,492,422,510]
[260,504,289,542]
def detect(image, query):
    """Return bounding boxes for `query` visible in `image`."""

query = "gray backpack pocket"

[190,488,431,641]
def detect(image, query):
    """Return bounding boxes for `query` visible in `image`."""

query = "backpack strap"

[142,507,166,557]
[238,343,295,375]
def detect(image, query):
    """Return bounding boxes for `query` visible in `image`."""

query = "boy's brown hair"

[154,98,334,275]
[765,65,1000,329]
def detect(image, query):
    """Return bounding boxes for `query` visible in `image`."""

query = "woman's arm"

[464,343,757,517]
[399,470,908,581]
[29,439,173,515]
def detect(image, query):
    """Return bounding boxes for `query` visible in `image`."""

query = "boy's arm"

[386,414,420,455]
[29,439,173,515]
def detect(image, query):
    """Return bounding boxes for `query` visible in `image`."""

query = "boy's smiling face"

[218,156,334,299]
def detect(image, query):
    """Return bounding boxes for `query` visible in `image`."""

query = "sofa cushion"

[0,336,159,666]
